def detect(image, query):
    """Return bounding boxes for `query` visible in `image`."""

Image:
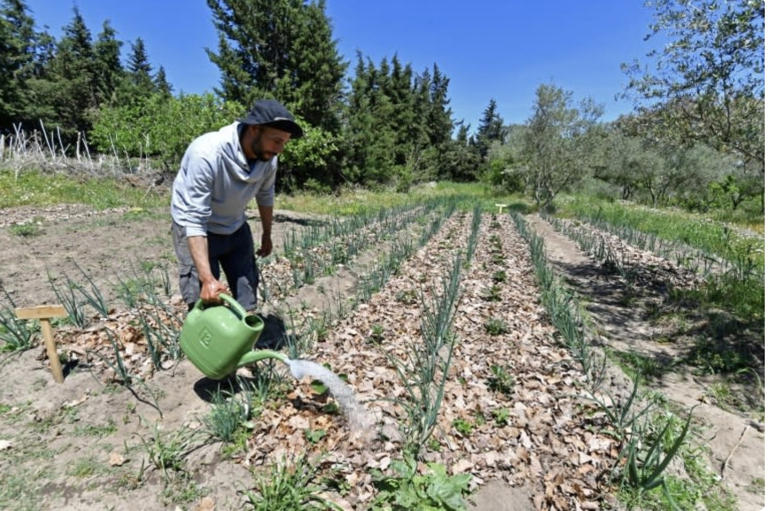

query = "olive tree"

[521,84,603,209]
[622,0,764,167]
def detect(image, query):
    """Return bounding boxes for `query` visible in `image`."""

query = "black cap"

[239,99,303,139]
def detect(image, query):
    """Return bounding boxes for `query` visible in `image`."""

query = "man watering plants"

[170,99,303,312]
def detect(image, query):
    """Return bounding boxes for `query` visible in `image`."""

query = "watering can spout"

[237,349,287,367]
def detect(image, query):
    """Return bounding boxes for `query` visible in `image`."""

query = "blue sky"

[24,0,661,131]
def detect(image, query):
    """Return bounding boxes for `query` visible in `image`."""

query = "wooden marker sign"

[15,305,68,383]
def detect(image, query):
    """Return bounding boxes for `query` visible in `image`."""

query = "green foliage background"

[0,0,763,221]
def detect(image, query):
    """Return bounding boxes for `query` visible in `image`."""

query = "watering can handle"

[218,293,248,320]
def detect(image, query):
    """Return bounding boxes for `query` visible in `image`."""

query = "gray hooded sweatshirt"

[171,122,276,237]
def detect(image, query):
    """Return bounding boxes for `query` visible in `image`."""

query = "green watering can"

[179,294,286,380]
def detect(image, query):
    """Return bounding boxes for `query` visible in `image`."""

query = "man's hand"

[256,232,272,257]
[200,278,230,304]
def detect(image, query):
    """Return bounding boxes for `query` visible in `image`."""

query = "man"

[170,99,302,311]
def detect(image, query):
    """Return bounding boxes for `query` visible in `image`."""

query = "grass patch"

[0,466,52,511]
[9,218,44,237]
[556,194,763,268]
[0,169,167,210]
[68,457,104,478]
[74,420,118,438]
[276,182,531,216]
[677,276,765,322]
[607,348,677,383]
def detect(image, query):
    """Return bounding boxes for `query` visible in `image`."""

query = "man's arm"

[256,204,273,257]
[187,235,229,303]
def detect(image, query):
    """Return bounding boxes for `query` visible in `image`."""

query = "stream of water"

[286,359,373,432]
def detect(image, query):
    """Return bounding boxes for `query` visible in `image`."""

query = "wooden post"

[15,305,68,383]
[495,203,508,214]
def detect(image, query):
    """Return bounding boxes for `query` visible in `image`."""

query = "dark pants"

[172,221,259,311]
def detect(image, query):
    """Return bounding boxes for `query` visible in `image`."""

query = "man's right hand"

[200,278,230,304]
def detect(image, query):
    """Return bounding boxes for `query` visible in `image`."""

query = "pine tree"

[127,38,153,89]
[93,20,123,105]
[342,53,396,184]
[154,65,172,97]
[455,121,470,145]
[114,37,156,106]
[283,0,346,131]
[44,7,99,137]
[0,0,37,128]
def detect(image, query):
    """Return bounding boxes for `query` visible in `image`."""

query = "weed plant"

[242,454,343,511]
[204,388,254,443]
[139,424,201,481]
[9,221,43,237]
[370,456,470,511]
[493,408,510,426]
[487,365,514,394]
[452,418,474,437]
[491,270,507,283]
[484,318,509,336]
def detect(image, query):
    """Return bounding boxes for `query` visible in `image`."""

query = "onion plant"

[392,251,463,457]
[47,270,87,328]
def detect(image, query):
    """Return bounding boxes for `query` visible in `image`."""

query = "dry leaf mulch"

[242,212,620,511]
[42,209,623,510]
[50,300,186,383]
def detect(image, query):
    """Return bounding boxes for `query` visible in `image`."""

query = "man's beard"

[251,135,273,162]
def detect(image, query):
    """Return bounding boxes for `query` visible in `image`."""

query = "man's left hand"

[257,232,272,257]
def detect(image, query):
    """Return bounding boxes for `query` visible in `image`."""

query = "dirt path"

[526,213,765,510]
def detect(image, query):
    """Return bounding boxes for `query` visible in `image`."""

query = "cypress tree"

[206,0,345,132]
[475,98,505,159]
[426,64,453,146]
